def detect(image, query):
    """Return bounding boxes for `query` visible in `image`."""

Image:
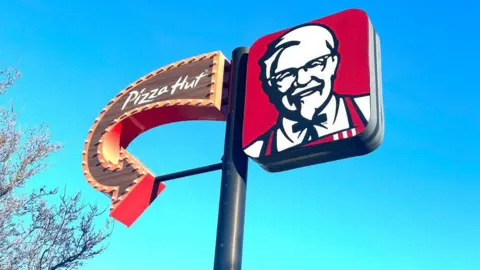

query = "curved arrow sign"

[82,51,229,227]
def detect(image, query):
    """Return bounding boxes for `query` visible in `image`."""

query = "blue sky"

[1,0,479,269]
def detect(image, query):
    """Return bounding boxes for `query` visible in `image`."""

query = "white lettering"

[195,71,208,87]
[185,79,196,89]
[139,92,150,105]
[158,86,168,96]
[120,70,210,111]
[122,91,139,110]
[148,88,159,100]
[135,88,145,104]
[170,76,188,95]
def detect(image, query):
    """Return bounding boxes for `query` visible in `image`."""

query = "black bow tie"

[291,113,327,141]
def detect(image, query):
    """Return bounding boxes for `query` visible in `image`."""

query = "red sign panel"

[82,51,229,227]
[243,9,384,172]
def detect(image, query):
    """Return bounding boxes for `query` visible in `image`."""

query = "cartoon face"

[243,9,382,172]
[260,24,340,121]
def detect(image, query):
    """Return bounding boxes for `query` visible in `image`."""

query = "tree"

[0,66,113,269]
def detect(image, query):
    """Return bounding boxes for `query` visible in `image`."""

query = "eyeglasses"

[269,54,332,89]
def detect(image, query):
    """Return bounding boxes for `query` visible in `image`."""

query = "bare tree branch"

[0,65,113,269]
[0,66,20,94]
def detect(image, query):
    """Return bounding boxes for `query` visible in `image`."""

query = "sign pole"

[213,47,250,270]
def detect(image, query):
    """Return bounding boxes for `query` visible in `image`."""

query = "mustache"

[283,77,325,96]
[286,87,321,100]
[284,79,325,98]
[285,84,324,110]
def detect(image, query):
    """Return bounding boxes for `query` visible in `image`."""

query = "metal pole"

[154,163,222,182]
[213,47,249,270]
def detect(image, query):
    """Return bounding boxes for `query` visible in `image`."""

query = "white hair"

[261,24,338,80]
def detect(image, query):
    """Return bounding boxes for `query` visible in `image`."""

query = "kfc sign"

[243,9,384,172]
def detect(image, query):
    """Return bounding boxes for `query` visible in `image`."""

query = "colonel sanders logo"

[244,24,371,158]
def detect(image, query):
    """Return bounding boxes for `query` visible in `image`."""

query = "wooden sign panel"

[82,51,230,227]
[243,9,384,172]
